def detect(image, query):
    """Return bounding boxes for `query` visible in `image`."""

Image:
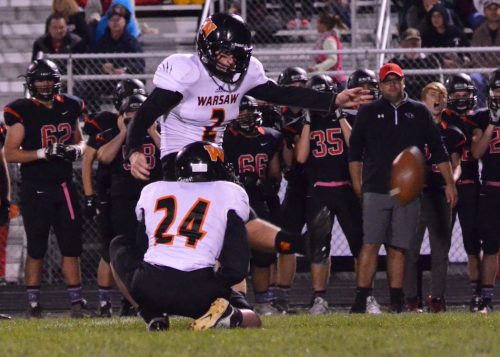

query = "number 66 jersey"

[136,180,250,271]
[153,54,269,157]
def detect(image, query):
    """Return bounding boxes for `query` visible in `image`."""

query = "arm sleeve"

[215,209,250,287]
[125,87,183,155]
[247,80,337,112]
[348,107,366,162]
[313,38,338,72]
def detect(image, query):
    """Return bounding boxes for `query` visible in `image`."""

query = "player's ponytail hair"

[317,12,348,32]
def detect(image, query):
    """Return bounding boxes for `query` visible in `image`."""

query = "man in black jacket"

[348,63,457,313]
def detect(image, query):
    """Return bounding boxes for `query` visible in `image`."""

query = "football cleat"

[254,302,280,316]
[119,298,136,317]
[387,303,406,314]
[477,300,493,315]
[405,296,423,313]
[366,296,382,315]
[147,316,169,332]
[309,296,329,315]
[70,299,96,318]
[306,206,332,264]
[26,302,44,319]
[427,295,446,313]
[0,313,11,320]
[191,298,237,330]
[98,301,112,318]
[470,295,482,313]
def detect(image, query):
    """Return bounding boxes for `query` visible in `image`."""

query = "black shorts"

[453,183,480,255]
[21,180,82,259]
[96,198,115,263]
[307,185,363,257]
[281,185,307,233]
[110,235,232,319]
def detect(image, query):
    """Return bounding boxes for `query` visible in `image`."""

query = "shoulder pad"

[154,54,200,86]
[3,99,31,125]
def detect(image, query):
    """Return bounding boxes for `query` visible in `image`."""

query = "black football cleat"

[119,298,137,317]
[26,303,44,319]
[305,206,332,264]
[98,301,112,318]
[71,299,96,318]
[147,316,169,332]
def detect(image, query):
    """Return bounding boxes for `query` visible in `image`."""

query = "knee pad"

[251,250,277,268]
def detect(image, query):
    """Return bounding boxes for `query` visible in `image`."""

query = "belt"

[457,179,476,185]
[314,181,351,188]
[485,181,500,187]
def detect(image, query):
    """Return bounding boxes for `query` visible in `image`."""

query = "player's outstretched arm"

[126,88,182,156]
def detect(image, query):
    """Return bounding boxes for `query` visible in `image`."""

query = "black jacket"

[349,95,449,194]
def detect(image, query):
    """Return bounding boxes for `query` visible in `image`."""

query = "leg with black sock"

[351,287,372,313]
[26,285,43,318]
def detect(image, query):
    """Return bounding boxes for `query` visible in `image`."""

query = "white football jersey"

[153,54,269,157]
[137,180,250,271]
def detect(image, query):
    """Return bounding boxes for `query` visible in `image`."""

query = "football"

[390,146,425,205]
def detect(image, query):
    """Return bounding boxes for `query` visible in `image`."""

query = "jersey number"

[202,108,225,141]
[238,153,268,177]
[41,123,72,147]
[489,127,500,154]
[311,128,343,158]
[122,143,156,171]
[153,196,210,248]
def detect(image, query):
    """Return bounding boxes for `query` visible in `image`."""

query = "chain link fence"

[5,46,493,284]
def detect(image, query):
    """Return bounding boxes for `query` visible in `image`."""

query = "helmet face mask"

[347,69,379,99]
[113,79,147,111]
[197,14,252,85]
[26,59,61,101]
[445,73,477,113]
[175,141,228,182]
[235,95,262,134]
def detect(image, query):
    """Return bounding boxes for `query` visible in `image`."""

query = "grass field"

[1,313,500,356]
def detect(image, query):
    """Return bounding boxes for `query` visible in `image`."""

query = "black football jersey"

[83,111,118,137]
[423,122,466,189]
[307,112,351,183]
[223,126,281,180]
[479,118,500,182]
[94,127,161,197]
[442,109,484,182]
[3,95,84,184]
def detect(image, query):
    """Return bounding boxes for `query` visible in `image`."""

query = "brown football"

[390,146,425,205]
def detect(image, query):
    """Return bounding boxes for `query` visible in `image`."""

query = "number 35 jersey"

[153,54,269,157]
[137,180,250,271]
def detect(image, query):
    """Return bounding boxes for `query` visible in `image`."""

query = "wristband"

[36,148,46,159]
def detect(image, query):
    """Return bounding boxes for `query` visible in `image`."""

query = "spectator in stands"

[389,28,442,100]
[50,0,91,48]
[405,0,462,33]
[83,3,144,113]
[284,1,313,30]
[470,0,500,107]
[308,12,347,88]
[326,0,351,29]
[95,0,140,45]
[32,13,87,64]
[422,3,469,49]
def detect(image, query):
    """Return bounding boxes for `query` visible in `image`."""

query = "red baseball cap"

[379,63,404,81]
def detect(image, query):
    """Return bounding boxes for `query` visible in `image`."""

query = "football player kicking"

[110,142,262,331]
[126,13,368,263]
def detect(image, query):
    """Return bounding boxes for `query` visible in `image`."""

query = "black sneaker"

[478,300,493,315]
[119,298,136,317]
[273,298,297,314]
[70,299,96,318]
[305,206,332,263]
[470,295,482,313]
[98,301,112,318]
[0,314,11,320]
[147,316,169,331]
[26,303,44,319]
[349,302,367,314]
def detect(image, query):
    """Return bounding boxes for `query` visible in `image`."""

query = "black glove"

[83,195,97,218]
[46,143,82,162]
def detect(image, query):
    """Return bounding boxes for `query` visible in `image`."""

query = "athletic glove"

[83,195,97,218]
[45,143,83,162]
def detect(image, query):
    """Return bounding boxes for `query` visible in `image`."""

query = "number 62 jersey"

[136,180,250,272]
[153,53,269,157]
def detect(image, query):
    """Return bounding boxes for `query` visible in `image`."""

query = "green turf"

[1,313,499,356]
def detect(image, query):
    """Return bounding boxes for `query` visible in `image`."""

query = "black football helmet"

[25,59,61,101]
[347,69,378,89]
[277,67,308,86]
[306,74,338,93]
[445,73,477,113]
[234,95,262,134]
[488,68,500,122]
[113,79,147,111]
[175,141,228,182]
[119,93,147,116]
[197,13,252,84]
